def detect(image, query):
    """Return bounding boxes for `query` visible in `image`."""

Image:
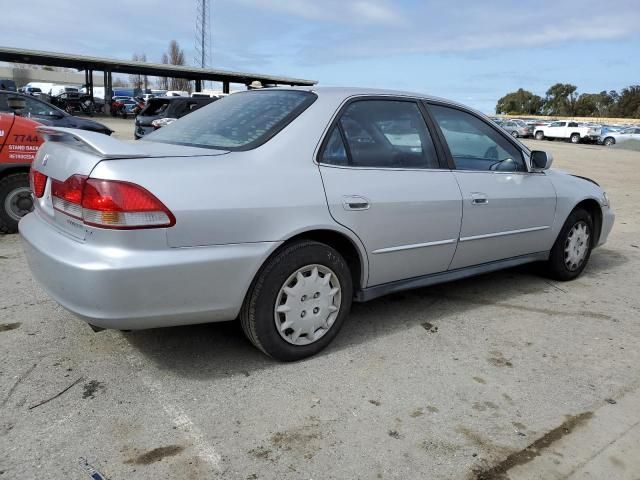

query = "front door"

[318,98,462,286]
[426,103,557,270]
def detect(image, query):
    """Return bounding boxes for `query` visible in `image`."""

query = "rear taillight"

[30,168,47,198]
[51,175,175,229]
[82,179,175,229]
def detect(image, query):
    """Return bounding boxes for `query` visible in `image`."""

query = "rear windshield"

[141,99,171,116]
[143,90,317,151]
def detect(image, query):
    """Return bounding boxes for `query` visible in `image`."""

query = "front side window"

[428,104,525,172]
[145,90,317,150]
[321,100,439,169]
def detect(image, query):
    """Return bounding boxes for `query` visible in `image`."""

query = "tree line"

[115,40,191,92]
[496,84,640,118]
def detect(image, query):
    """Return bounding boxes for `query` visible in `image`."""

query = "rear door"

[425,102,557,269]
[0,113,15,160]
[319,97,462,287]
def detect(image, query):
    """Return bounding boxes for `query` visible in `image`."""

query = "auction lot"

[1,128,640,479]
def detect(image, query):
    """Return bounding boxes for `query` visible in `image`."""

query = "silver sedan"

[599,127,640,146]
[20,87,615,360]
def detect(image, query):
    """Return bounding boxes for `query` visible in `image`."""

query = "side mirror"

[531,150,553,171]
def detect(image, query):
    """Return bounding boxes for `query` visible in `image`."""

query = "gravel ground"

[1,133,639,480]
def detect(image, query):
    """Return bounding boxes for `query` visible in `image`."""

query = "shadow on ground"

[123,248,628,380]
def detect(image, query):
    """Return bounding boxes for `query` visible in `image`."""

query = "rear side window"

[142,99,171,116]
[144,90,317,150]
[321,100,439,169]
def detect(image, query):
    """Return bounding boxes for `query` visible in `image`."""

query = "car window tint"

[0,93,7,110]
[429,104,525,172]
[18,96,58,116]
[320,128,348,166]
[145,90,316,150]
[335,100,439,169]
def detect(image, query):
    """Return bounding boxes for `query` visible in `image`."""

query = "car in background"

[599,127,640,146]
[501,119,533,138]
[0,79,17,92]
[22,87,614,361]
[0,90,112,135]
[534,120,599,144]
[0,111,45,233]
[18,86,44,97]
[134,96,217,138]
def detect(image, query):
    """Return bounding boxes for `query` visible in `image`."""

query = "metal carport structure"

[0,46,317,110]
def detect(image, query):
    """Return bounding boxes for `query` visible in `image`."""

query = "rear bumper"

[19,211,279,330]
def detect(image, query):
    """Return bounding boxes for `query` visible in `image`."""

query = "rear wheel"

[570,133,580,144]
[240,240,353,361]
[0,173,32,234]
[511,131,519,138]
[603,137,615,147]
[546,209,593,281]
[535,131,544,140]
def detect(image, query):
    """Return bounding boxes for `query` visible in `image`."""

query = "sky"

[1,0,638,113]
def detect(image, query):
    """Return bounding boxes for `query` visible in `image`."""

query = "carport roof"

[0,46,317,86]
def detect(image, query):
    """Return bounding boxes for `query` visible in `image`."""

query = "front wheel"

[240,240,353,361]
[603,137,615,147]
[570,133,580,144]
[0,173,33,234]
[545,209,593,281]
[511,131,519,138]
[535,131,544,140]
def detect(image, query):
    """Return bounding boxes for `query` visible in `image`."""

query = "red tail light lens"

[29,168,47,198]
[81,179,175,229]
[51,174,86,219]
[50,175,174,229]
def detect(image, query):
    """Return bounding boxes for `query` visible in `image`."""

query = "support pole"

[195,79,202,92]
[223,81,229,94]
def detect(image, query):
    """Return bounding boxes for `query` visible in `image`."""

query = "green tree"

[543,83,578,116]
[495,88,544,115]
[615,85,640,118]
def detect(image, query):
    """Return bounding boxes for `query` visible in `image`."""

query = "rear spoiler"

[36,126,148,159]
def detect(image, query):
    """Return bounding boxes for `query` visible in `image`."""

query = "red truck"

[0,112,44,233]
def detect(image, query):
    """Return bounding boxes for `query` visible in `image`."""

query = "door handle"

[471,193,488,205]
[343,195,370,211]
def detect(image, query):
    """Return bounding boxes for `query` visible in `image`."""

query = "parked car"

[533,120,599,143]
[19,86,44,97]
[0,111,45,233]
[21,87,614,361]
[0,79,17,92]
[501,119,533,138]
[134,96,217,138]
[599,127,640,146]
[0,90,112,135]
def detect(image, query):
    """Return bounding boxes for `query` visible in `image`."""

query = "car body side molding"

[355,251,549,302]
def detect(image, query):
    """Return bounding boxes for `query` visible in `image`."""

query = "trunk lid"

[31,127,228,239]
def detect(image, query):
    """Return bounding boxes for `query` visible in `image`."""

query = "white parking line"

[125,353,222,470]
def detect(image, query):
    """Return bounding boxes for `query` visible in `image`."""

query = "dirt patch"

[472,411,593,479]
[387,430,402,439]
[0,322,21,332]
[125,445,185,465]
[410,408,424,418]
[369,399,381,406]
[488,351,513,368]
[422,322,438,333]
[82,380,105,399]
[473,377,486,384]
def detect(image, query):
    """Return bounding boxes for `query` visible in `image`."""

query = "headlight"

[602,192,610,207]
[151,117,177,128]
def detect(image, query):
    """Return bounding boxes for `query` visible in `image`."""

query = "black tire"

[0,173,32,234]
[240,240,353,361]
[535,131,544,140]
[570,133,580,144]
[511,131,519,138]
[603,137,615,147]
[546,208,594,281]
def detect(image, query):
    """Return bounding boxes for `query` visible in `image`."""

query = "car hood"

[66,116,113,134]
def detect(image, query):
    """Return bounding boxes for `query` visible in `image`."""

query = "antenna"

[195,0,212,85]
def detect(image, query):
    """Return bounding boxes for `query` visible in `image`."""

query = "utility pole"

[195,0,211,89]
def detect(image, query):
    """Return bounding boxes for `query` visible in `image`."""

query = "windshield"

[143,90,317,150]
